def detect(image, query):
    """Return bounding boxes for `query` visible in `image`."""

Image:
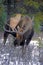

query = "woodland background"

[0,0,43,32]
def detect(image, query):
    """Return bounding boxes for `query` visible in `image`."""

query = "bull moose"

[3,14,34,47]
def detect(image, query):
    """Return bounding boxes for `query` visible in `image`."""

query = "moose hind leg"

[3,32,9,45]
[26,29,34,45]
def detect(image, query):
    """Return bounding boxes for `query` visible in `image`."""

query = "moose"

[3,14,34,47]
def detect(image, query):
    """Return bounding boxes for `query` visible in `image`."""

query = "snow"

[0,38,41,65]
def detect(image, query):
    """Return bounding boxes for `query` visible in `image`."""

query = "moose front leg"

[3,32,9,45]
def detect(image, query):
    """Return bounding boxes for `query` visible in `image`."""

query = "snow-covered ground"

[0,38,43,65]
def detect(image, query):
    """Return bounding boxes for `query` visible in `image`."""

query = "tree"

[0,0,6,31]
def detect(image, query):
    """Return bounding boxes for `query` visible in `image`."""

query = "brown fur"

[16,16,33,41]
[21,16,32,30]
[3,14,34,46]
[10,14,22,31]
[17,16,33,35]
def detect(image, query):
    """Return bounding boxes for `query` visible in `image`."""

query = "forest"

[0,0,43,32]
